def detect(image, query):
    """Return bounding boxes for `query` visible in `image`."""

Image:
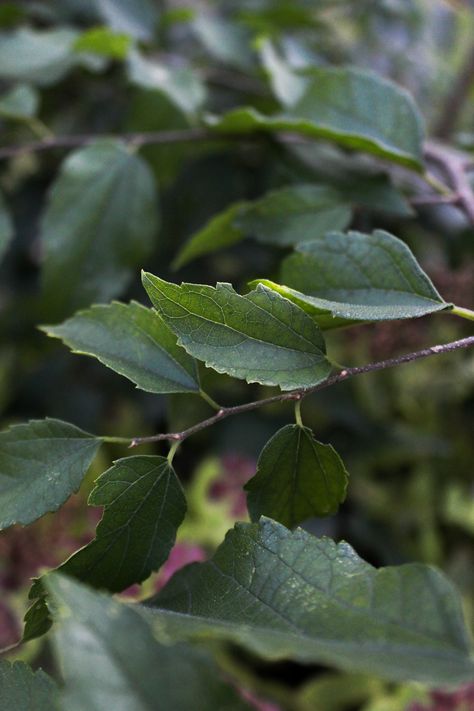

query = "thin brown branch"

[424,142,474,224]
[129,334,474,448]
[0,128,214,160]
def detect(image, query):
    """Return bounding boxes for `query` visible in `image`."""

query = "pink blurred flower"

[209,454,256,517]
[155,542,207,592]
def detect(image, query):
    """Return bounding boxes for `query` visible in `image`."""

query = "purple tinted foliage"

[154,542,207,592]
[209,454,256,516]
[407,684,474,710]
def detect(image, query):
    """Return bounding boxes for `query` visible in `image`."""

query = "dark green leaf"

[0,84,38,120]
[127,50,206,115]
[42,140,159,318]
[74,26,131,59]
[245,424,348,527]
[42,301,200,394]
[147,518,474,685]
[58,456,186,592]
[0,661,59,710]
[23,597,52,643]
[207,67,424,170]
[235,184,352,247]
[93,0,158,41]
[172,202,248,269]
[142,274,332,391]
[0,419,100,530]
[0,28,79,85]
[45,574,250,711]
[274,230,449,324]
[0,189,13,263]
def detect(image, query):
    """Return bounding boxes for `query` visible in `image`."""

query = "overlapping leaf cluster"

[0,2,473,709]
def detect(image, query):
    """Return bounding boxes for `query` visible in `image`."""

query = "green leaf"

[93,0,159,41]
[172,201,248,269]
[142,274,332,391]
[193,15,252,71]
[245,425,348,527]
[41,140,159,318]
[0,189,13,263]
[146,518,474,686]
[74,26,131,59]
[173,180,411,268]
[235,184,352,247]
[273,230,449,324]
[58,456,187,592]
[45,574,250,711]
[259,38,307,107]
[127,50,206,115]
[0,418,101,530]
[0,84,38,120]
[0,28,79,85]
[42,301,200,394]
[207,67,424,170]
[0,661,59,710]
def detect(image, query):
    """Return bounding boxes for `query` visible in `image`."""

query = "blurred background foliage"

[0,1,473,709]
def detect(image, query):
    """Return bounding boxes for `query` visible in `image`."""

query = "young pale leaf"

[93,0,159,41]
[42,140,159,318]
[0,28,79,85]
[206,67,424,170]
[45,574,250,711]
[127,50,206,115]
[0,419,101,530]
[258,39,307,107]
[0,661,58,710]
[73,27,131,59]
[146,518,474,686]
[42,301,200,394]
[57,456,187,592]
[172,202,247,269]
[142,274,332,391]
[0,189,13,263]
[0,84,38,120]
[276,230,449,323]
[235,184,352,247]
[245,425,348,527]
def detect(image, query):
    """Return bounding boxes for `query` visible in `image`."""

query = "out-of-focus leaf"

[147,518,474,686]
[42,301,200,394]
[0,28,79,85]
[41,140,159,318]
[193,14,253,70]
[46,574,251,711]
[235,184,352,246]
[173,202,247,269]
[259,38,307,106]
[127,50,206,115]
[207,67,424,170]
[93,0,158,41]
[74,26,131,59]
[0,419,101,530]
[0,84,38,120]
[0,661,58,710]
[245,424,349,527]
[55,456,187,592]
[142,274,332,391]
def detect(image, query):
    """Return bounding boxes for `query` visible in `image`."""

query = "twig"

[0,128,214,160]
[424,142,474,224]
[128,335,474,447]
